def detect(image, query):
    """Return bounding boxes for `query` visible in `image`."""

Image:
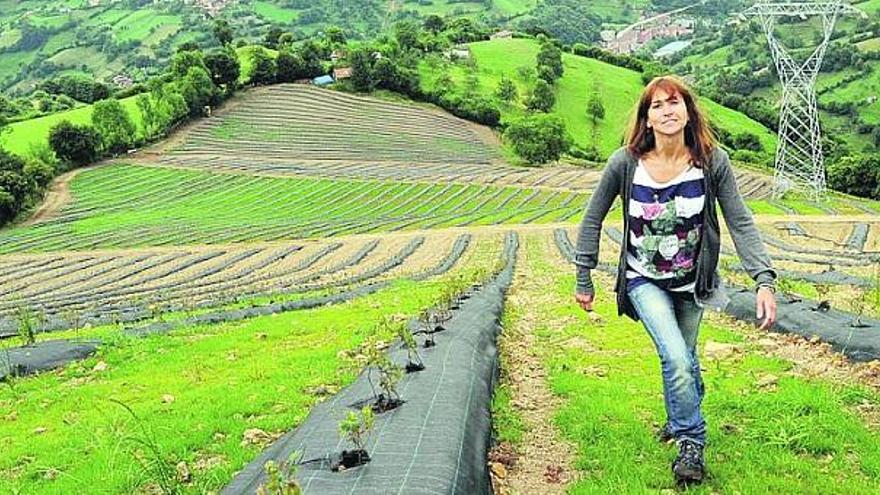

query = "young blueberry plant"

[257,451,302,495]
[335,406,375,471]
[385,316,423,373]
[363,339,404,411]
[418,308,439,348]
[17,306,42,347]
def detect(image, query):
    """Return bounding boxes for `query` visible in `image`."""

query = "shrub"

[48,121,101,167]
[504,114,572,164]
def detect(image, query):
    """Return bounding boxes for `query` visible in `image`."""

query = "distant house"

[333,67,353,80]
[490,30,513,40]
[294,78,312,85]
[313,75,334,86]
[599,30,617,43]
[112,74,134,88]
[443,46,471,60]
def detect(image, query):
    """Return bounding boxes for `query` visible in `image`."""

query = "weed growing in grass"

[335,406,374,470]
[257,451,302,495]
[110,399,182,495]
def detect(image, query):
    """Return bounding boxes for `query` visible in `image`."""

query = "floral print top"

[626,160,705,293]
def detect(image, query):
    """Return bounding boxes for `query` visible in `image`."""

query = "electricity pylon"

[741,1,865,200]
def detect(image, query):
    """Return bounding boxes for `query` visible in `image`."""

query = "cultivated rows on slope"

[0,165,587,253]
[0,231,505,336]
[172,84,498,165]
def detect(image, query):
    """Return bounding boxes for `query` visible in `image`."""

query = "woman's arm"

[574,151,624,296]
[713,149,776,287]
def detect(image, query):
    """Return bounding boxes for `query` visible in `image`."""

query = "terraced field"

[2,85,880,494]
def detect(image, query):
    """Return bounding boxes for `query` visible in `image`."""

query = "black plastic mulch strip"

[725,289,880,362]
[1,340,100,380]
[845,223,870,252]
[221,232,517,495]
[554,229,880,362]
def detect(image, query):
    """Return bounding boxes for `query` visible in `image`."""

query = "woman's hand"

[756,286,777,330]
[575,292,594,312]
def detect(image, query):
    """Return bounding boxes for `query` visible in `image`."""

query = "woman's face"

[646,88,689,137]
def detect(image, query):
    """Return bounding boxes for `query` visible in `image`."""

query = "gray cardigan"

[574,146,776,320]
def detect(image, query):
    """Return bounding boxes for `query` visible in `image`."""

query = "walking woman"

[573,76,777,484]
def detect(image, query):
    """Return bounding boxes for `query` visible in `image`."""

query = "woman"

[573,76,777,484]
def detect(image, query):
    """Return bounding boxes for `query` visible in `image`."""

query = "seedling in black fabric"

[418,309,439,348]
[257,452,302,494]
[334,407,374,471]
[16,306,42,347]
[387,317,424,372]
[364,340,405,412]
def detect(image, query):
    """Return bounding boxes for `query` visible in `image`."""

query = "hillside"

[2,66,880,494]
[670,0,880,153]
[419,38,777,160]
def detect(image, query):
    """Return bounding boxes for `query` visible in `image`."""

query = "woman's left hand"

[756,287,777,330]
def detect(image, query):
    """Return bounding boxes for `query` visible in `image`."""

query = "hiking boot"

[656,422,674,444]
[672,439,705,484]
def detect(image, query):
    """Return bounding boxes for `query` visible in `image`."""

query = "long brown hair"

[625,75,716,168]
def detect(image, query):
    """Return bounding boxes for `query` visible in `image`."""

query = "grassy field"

[494,234,880,493]
[423,38,777,160]
[0,264,495,493]
[0,96,143,157]
[112,10,182,42]
[253,0,299,23]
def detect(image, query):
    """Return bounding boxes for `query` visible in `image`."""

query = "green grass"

[491,0,537,16]
[47,46,108,70]
[0,273,473,493]
[112,10,182,42]
[856,37,880,52]
[502,234,880,493]
[253,0,299,23]
[821,61,880,126]
[424,38,777,160]
[0,96,143,157]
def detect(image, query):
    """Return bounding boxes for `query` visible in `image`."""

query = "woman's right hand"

[575,292,594,312]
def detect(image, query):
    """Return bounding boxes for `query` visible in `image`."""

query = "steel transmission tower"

[741,1,864,199]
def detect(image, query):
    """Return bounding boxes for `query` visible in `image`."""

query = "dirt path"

[21,167,90,225]
[490,233,578,494]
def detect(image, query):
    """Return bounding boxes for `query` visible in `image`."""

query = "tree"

[827,154,880,199]
[495,77,518,103]
[213,19,234,46]
[276,50,306,83]
[394,21,421,51]
[170,50,207,78]
[527,79,555,112]
[92,98,137,154]
[349,48,377,91]
[504,114,572,164]
[264,26,285,49]
[48,121,101,166]
[204,47,241,91]
[586,90,605,124]
[178,67,217,116]
[324,25,346,48]
[423,14,445,33]
[0,149,35,225]
[249,47,277,85]
[536,41,563,82]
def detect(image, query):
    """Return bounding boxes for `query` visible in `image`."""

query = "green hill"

[420,38,777,160]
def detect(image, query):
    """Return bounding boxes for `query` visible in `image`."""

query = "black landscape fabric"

[0,339,99,380]
[555,229,880,362]
[221,233,518,495]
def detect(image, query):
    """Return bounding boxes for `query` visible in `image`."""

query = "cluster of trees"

[827,154,880,199]
[39,74,112,104]
[0,117,54,226]
[518,0,601,45]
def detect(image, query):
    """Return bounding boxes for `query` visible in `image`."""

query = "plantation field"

[3,84,880,494]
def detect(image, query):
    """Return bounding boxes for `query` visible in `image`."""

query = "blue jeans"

[628,282,706,444]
